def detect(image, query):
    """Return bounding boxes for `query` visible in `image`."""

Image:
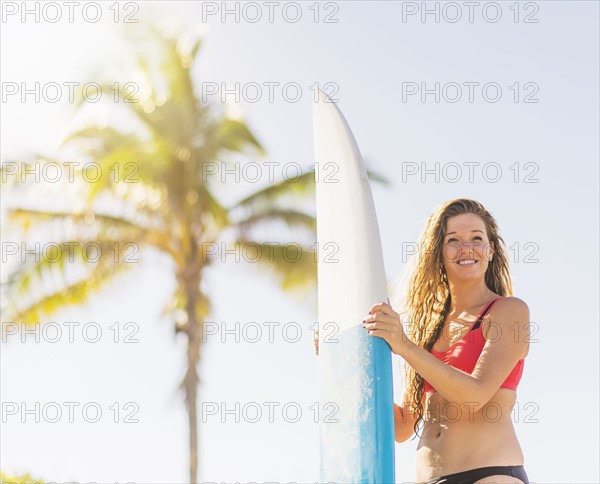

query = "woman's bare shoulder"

[494,296,530,315]
[486,296,531,358]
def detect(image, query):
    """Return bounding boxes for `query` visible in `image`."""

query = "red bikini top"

[423,296,524,395]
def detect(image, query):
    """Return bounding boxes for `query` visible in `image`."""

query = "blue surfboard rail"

[318,325,395,483]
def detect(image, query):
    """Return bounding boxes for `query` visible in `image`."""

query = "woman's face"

[441,213,494,282]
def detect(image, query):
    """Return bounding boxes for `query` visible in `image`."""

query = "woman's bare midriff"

[415,388,525,482]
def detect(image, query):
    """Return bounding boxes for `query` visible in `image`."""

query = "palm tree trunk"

[180,261,202,484]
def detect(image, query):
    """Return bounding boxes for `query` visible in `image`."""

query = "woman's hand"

[363,301,412,356]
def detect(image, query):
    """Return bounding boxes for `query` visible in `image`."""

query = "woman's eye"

[446,236,482,243]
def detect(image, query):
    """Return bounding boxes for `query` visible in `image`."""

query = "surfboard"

[313,88,395,483]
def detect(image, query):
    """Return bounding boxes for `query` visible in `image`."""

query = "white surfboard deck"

[314,88,395,483]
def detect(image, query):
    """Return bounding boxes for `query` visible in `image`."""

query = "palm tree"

[1,24,389,483]
[0,472,45,484]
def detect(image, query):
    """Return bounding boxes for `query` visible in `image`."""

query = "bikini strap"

[471,297,503,331]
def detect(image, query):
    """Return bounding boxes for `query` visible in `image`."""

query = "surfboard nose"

[313,86,331,104]
[312,87,364,175]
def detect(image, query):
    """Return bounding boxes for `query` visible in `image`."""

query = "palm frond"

[231,241,317,294]
[6,207,176,260]
[231,170,316,212]
[234,208,316,234]
[365,167,391,187]
[213,119,265,156]
[1,240,139,325]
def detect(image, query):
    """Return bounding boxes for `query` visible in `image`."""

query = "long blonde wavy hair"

[398,198,513,438]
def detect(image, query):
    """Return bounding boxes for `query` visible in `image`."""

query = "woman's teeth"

[457,260,476,265]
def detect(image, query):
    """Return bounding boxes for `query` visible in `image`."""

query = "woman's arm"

[394,396,424,442]
[365,298,530,411]
[394,403,410,442]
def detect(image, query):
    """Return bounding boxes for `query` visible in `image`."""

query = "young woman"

[315,198,531,484]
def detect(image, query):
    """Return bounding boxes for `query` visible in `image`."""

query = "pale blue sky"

[1,1,598,483]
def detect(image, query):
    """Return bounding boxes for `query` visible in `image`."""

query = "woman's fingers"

[364,310,397,325]
[368,301,399,318]
[364,323,395,335]
[363,303,409,355]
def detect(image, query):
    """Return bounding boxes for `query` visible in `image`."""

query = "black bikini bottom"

[417,464,529,484]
